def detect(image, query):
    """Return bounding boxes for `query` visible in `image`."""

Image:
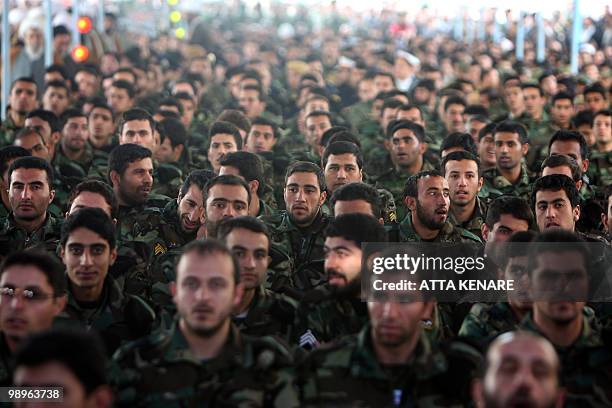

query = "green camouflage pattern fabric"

[391,215,483,244]
[0,213,62,261]
[520,309,612,407]
[481,164,534,202]
[295,285,368,344]
[458,302,521,343]
[53,142,94,175]
[110,322,299,407]
[0,116,20,147]
[233,285,301,343]
[258,150,291,211]
[297,324,481,407]
[261,210,330,292]
[373,159,438,222]
[589,150,612,197]
[55,274,156,355]
[525,111,552,147]
[447,197,487,240]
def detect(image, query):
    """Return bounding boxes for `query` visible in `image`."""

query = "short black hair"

[45,64,68,79]
[304,110,333,124]
[240,84,264,101]
[331,182,382,219]
[180,239,241,284]
[444,95,467,112]
[8,156,54,188]
[108,143,152,180]
[485,196,534,228]
[541,154,581,182]
[158,118,187,148]
[68,180,119,220]
[0,251,66,296]
[217,216,270,246]
[572,110,594,129]
[118,108,154,136]
[14,328,108,395]
[75,63,100,78]
[0,146,30,178]
[593,109,611,122]
[110,79,135,98]
[179,169,215,198]
[403,170,444,198]
[326,132,362,149]
[88,102,114,120]
[61,207,116,249]
[583,82,606,99]
[532,174,580,209]
[493,120,529,144]
[527,230,589,277]
[521,83,544,96]
[209,121,243,150]
[44,80,69,94]
[285,161,326,192]
[158,97,183,115]
[219,151,264,196]
[380,98,404,117]
[204,174,251,205]
[440,132,477,156]
[388,119,425,142]
[60,108,87,129]
[216,110,251,134]
[319,126,350,147]
[250,116,278,140]
[548,130,589,160]
[26,109,61,133]
[441,151,481,176]
[322,141,363,169]
[478,122,497,142]
[325,213,387,246]
[551,91,573,106]
[498,230,538,270]
[10,77,37,93]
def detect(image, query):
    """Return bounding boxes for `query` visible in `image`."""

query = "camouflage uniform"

[261,210,330,292]
[0,213,62,260]
[520,310,612,407]
[447,197,487,240]
[55,274,157,356]
[481,164,534,202]
[233,285,301,343]
[525,111,552,147]
[391,215,483,244]
[111,321,299,407]
[0,116,20,147]
[458,302,521,343]
[374,159,438,222]
[589,150,612,198]
[298,324,482,407]
[53,143,94,175]
[295,285,368,345]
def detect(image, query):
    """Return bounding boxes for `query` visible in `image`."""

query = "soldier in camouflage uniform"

[0,146,30,219]
[473,331,565,407]
[373,120,438,222]
[442,151,487,240]
[390,170,482,244]
[57,209,157,355]
[110,240,299,407]
[262,162,331,292]
[0,157,62,259]
[0,78,38,147]
[53,109,94,175]
[0,251,67,385]
[482,121,534,202]
[295,214,387,347]
[516,230,612,406]
[589,110,612,197]
[218,216,302,342]
[298,261,481,407]
[219,151,277,217]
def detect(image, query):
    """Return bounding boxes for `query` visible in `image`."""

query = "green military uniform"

[56,274,156,356]
[0,213,62,260]
[392,215,482,243]
[233,285,300,343]
[111,321,299,407]
[374,159,438,222]
[262,210,330,292]
[298,324,481,407]
[458,302,522,343]
[53,143,94,175]
[258,150,291,211]
[342,100,371,131]
[481,164,534,202]
[526,111,552,147]
[0,115,21,147]
[520,309,612,407]
[589,150,612,198]
[447,197,487,240]
[0,202,9,219]
[295,284,368,345]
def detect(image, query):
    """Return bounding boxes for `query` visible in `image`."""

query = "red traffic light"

[71,45,90,62]
[77,16,92,34]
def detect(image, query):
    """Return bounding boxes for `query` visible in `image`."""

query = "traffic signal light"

[71,45,89,62]
[76,16,93,34]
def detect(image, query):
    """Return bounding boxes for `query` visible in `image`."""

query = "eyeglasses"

[0,287,55,302]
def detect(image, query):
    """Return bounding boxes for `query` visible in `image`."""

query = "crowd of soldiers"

[0,3,611,407]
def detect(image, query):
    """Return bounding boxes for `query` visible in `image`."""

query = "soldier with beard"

[393,170,481,243]
[295,213,387,347]
[0,78,39,146]
[472,331,564,408]
[201,175,250,238]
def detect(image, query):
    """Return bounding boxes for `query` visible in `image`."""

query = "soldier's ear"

[481,223,489,242]
[109,170,120,187]
[383,139,392,152]
[48,188,55,204]
[582,159,589,173]
[573,204,580,222]
[109,247,118,265]
[233,282,244,307]
[477,176,483,191]
[319,190,327,205]
[87,385,114,408]
[169,281,177,298]
[404,196,416,212]
[601,213,608,232]
[248,180,259,196]
[521,142,529,156]
[470,379,485,408]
